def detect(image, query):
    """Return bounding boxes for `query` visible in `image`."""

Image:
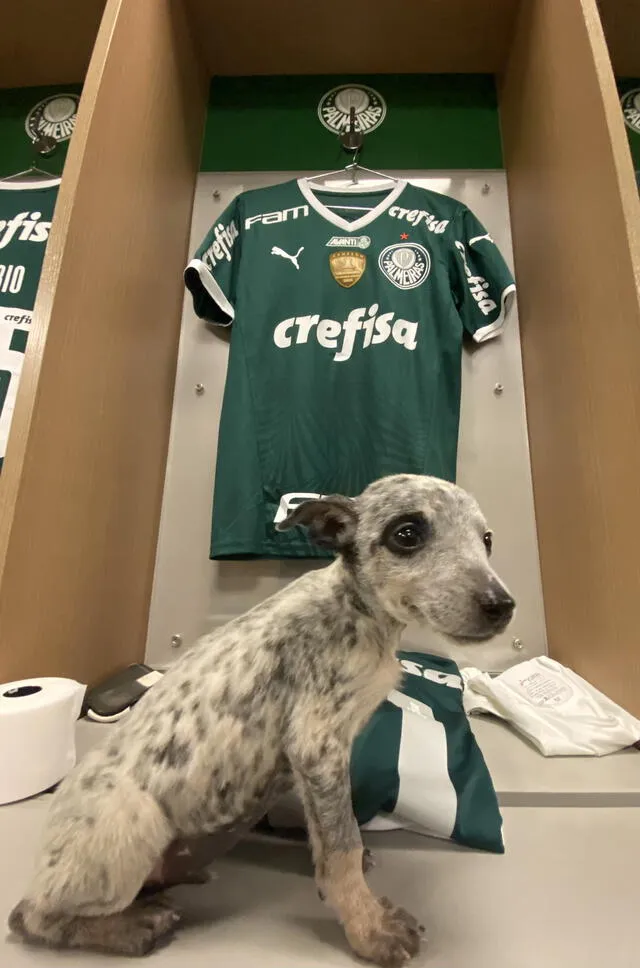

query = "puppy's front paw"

[345,898,423,967]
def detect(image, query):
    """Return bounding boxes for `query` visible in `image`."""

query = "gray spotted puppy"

[9,473,514,965]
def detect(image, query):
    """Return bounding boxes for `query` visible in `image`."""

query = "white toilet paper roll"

[0,677,86,805]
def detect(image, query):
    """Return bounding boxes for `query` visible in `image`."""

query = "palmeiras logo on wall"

[621,88,640,135]
[318,84,386,135]
[26,94,80,144]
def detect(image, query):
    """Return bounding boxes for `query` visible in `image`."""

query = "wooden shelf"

[185,0,521,76]
[0,1,106,87]
[598,0,640,75]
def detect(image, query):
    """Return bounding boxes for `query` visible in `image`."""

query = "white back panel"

[145,171,546,671]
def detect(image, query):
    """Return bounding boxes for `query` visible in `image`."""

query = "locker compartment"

[0,0,638,714]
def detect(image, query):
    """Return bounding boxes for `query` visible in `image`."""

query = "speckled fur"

[8,474,513,963]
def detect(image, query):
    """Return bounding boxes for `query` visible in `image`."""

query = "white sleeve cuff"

[185,258,235,326]
[473,284,516,343]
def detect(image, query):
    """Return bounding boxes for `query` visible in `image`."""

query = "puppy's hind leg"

[9,896,180,957]
[9,778,179,955]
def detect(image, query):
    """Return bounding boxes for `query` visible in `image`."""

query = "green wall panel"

[3,78,637,183]
[201,74,503,172]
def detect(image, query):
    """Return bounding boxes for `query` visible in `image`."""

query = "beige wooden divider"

[0,0,207,684]
[501,0,640,713]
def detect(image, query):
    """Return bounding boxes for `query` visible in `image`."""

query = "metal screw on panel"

[212,190,221,200]
[171,634,183,649]
[494,383,504,395]
[512,637,524,651]
[481,183,490,195]
[195,383,205,395]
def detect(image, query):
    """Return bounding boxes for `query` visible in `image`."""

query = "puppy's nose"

[478,587,515,622]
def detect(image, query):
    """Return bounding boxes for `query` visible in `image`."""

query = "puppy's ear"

[276,496,357,551]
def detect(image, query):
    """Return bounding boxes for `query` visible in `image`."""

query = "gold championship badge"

[329,251,366,288]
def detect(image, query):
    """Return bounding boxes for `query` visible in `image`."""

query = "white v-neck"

[297,177,407,232]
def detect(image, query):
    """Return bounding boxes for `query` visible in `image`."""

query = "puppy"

[9,474,514,964]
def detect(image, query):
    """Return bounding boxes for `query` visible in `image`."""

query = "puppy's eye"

[483,531,493,555]
[395,524,422,548]
[382,514,429,555]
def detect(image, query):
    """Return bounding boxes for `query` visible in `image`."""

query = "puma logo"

[469,233,494,246]
[271,245,304,270]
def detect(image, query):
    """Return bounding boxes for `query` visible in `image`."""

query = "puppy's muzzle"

[475,583,516,630]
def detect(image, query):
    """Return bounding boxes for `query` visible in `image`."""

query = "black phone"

[83,664,164,722]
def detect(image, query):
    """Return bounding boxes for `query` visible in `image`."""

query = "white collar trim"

[297,177,407,231]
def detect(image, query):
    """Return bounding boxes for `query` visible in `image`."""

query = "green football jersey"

[185,178,516,559]
[0,176,60,471]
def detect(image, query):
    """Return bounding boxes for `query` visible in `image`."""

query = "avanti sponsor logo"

[326,235,371,249]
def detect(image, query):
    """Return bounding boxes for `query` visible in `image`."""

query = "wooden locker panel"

[597,0,640,76]
[185,0,520,75]
[0,0,207,684]
[0,1,106,88]
[500,0,640,713]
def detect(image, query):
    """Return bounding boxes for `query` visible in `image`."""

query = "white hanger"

[304,147,398,213]
[306,162,397,188]
[306,147,397,188]
[0,163,57,183]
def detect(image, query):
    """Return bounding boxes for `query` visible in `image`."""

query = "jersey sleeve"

[184,196,242,326]
[449,207,516,343]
